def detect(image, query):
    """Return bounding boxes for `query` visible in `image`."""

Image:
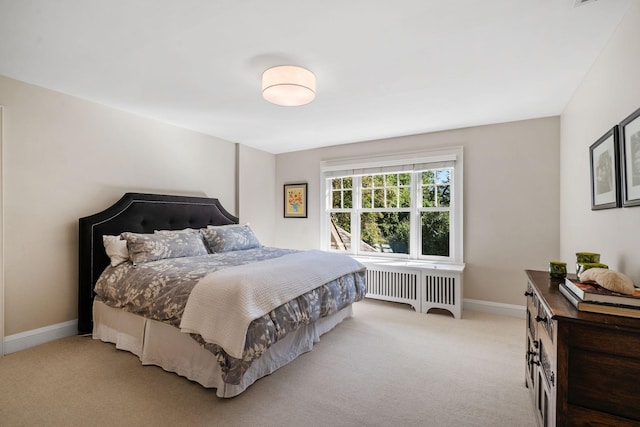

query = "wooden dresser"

[524,270,640,427]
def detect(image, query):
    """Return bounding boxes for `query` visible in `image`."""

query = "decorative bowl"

[576,252,600,264]
[549,261,567,279]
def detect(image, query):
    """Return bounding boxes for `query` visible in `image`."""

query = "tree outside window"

[328,167,453,260]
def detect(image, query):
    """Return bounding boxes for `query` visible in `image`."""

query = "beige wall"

[275,117,560,306]
[0,75,239,335]
[238,144,277,246]
[560,3,640,280]
[9,0,636,334]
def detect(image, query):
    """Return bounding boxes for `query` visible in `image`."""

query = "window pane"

[373,174,384,187]
[400,187,411,208]
[374,189,385,208]
[330,213,351,251]
[343,177,352,189]
[423,186,435,207]
[422,171,435,185]
[437,185,450,207]
[362,175,372,188]
[332,178,341,190]
[343,190,353,208]
[362,189,372,208]
[359,212,410,254]
[421,212,450,257]
[385,173,397,186]
[332,191,341,208]
[386,187,398,208]
[399,173,411,186]
[436,169,451,185]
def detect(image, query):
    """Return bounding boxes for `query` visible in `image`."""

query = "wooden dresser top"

[525,269,640,330]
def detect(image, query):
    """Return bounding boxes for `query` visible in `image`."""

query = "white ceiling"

[0,0,631,154]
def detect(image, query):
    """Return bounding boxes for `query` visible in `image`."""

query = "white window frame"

[320,147,463,263]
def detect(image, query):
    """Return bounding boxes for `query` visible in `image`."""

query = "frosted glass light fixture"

[262,65,316,106]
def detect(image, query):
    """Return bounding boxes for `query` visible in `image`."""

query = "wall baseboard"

[2,319,78,355]
[1,300,525,355]
[463,299,526,319]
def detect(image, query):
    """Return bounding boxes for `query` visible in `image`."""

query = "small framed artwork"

[619,107,640,207]
[589,126,620,210]
[284,183,308,218]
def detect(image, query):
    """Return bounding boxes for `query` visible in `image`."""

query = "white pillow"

[102,235,129,267]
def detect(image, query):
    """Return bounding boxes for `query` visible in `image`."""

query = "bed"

[78,192,367,398]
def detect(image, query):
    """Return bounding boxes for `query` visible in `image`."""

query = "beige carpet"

[0,300,536,427]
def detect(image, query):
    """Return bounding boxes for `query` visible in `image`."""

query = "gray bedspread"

[94,247,367,384]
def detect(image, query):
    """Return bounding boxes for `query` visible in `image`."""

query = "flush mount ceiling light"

[262,65,316,106]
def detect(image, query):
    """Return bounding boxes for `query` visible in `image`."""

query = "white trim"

[463,298,526,319]
[2,319,78,354]
[320,147,459,173]
[320,147,464,263]
[354,256,465,272]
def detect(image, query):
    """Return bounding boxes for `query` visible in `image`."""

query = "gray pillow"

[200,224,261,253]
[154,228,197,234]
[120,231,208,264]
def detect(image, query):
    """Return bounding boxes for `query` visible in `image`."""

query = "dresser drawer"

[535,295,554,343]
[565,322,640,422]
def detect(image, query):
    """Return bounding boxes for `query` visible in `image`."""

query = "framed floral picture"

[589,126,620,210]
[284,183,308,218]
[619,107,640,207]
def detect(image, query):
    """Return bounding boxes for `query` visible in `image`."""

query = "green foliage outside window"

[421,212,449,256]
[360,212,410,254]
[329,168,452,258]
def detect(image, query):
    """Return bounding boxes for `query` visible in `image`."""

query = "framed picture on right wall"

[619,107,640,207]
[590,126,620,210]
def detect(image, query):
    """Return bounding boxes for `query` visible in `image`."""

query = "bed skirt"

[92,300,353,398]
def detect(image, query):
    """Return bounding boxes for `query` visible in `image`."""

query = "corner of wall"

[0,105,4,355]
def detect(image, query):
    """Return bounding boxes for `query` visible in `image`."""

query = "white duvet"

[179,250,365,359]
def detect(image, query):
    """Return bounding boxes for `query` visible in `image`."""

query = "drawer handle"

[529,359,541,366]
[535,315,547,323]
[524,290,533,297]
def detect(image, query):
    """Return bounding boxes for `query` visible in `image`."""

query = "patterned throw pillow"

[200,224,261,253]
[154,228,197,234]
[120,231,208,264]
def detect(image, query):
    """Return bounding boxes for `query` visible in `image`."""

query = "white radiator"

[421,270,462,319]
[361,260,464,319]
[366,268,420,312]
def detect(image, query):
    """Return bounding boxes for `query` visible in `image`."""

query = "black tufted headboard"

[78,192,238,334]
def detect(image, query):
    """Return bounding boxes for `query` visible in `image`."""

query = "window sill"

[351,256,465,272]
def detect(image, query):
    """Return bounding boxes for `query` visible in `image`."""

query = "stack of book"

[560,278,640,318]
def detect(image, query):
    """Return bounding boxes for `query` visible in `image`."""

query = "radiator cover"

[362,261,464,319]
